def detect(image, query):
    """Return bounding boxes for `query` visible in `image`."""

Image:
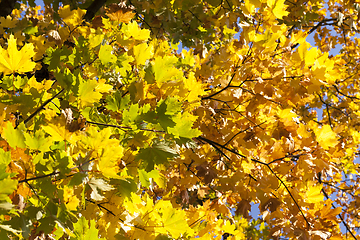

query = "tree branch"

[318,173,357,239]
[86,121,165,133]
[0,0,17,17]
[83,0,108,22]
[197,136,312,229]
[18,171,60,183]
[15,88,65,129]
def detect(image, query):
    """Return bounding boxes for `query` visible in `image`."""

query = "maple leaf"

[155,200,192,238]
[78,79,112,107]
[314,124,338,150]
[99,44,117,65]
[42,115,80,145]
[2,122,26,149]
[72,217,105,240]
[183,72,205,102]
[267,0,289,19]
[133,42,154,65]
[122,21,150,41]
[167,112,202,139]
[304,182,324,203]
[136,143,178,171]
[89,177,114,201]
[24,130,53,152]
[58,5,85,27]
[63,185,80,211]
[106,3,136,23]
[320,200,342,221]
[236,200,251,219]
[0,35,36,75]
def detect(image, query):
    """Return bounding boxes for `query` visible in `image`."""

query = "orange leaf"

[106,3,135,23]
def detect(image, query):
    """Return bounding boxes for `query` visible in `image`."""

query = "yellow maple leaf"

[98,145,123,179]
[314,124,338,150]
[277,108,297,119]
[305,182,323,203]
[78,79,112,108]
[63,186,80,211]
[123,21,150,41]
[240,0,256,15]
[183,72,205,102]
[267,0,289,19]
[294,42,318,67]
[133,42,154,65]
[320,201,342,221]
[0,35,36,75]
[42,114,79,145]
[58,5,86,27]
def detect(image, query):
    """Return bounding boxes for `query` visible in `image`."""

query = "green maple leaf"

[54,67,75,88]
[158,97,182,116]
[168,113,201,139]
[106,91,130,112]
[24,130,53,152]
[142,98,182,130]
[116,53,134,77]
[0,177,17,201]
[116,179,137,199]
[0,149,11,166]
[72,217,104,240]
[138,169,160,188]
[45,46,72,71]
[122,103,140,126]
[136,143,178,171]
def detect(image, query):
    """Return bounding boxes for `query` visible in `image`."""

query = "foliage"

[0,0,360,239]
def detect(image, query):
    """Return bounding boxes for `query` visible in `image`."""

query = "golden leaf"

[314,124,338,150]
[305,183,323,203]
[0,35,36,75]
[63,186,79,211]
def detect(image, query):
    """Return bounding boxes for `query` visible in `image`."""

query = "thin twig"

[87,121,165,133]
[318,173,357,239]
[19,171,60,183]
[15,88,65,129]
[197,136,312,229]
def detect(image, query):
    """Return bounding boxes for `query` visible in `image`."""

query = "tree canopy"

[1,0,360,239]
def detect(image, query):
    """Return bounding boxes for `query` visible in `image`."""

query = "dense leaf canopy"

[1,0,360,239]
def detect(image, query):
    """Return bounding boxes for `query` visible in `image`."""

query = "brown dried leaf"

[294,228,309,240]
[235,199,251,219]
[48,30,61,45]
[91,16,104,28]
[62,108,86,132]
[269,226,281,240]
[196,162,217,184]
[261,198,281,213]
[180,189,189,204]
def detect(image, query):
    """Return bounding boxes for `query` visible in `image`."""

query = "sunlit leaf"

[2,122,26,149]
[0,34,36,75]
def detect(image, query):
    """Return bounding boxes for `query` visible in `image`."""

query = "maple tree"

[1,0,360,239]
